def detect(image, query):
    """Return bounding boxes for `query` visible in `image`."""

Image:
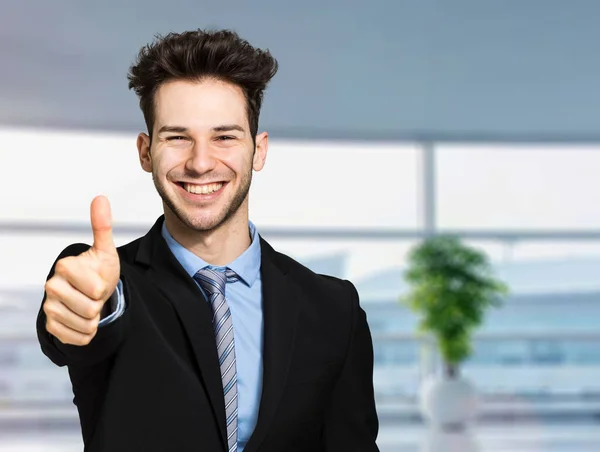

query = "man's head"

[127,29,278,233]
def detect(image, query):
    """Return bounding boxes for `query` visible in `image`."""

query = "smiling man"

[36,29,379,452]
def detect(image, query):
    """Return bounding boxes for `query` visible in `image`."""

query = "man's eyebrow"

[157,125,246,134]
[212,124,245,133]
[157,125,189,134]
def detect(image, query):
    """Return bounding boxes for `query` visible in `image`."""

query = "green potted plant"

[402,235,507,439]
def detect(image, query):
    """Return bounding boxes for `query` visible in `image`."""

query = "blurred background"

[1,1,600,451]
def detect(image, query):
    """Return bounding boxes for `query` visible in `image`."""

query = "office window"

[437,144,600,230]
[250,140,420,228]
[0,127,161,225]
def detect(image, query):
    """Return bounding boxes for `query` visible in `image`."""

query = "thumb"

[90,195,116,255]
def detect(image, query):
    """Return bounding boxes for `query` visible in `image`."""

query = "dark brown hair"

[127,29,278,142]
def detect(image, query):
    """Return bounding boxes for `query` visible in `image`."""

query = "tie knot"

[193,267,239,295]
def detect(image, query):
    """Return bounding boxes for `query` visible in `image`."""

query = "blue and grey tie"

[193,268,239,452]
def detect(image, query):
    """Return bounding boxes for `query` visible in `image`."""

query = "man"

[36,29,379,452]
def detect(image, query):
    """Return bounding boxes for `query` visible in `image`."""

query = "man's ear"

[253,131,268,172]
[137,133,152,173]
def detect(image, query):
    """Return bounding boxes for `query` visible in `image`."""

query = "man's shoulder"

[269,248,361,334]
[116,236,143,262]
[270,247,357,301]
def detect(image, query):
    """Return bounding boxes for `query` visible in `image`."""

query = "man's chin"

[162,200,219,231]
[177,212,228,233]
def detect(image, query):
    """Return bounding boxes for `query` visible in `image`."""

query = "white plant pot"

[421,428,480,452]
[420,373,479,427]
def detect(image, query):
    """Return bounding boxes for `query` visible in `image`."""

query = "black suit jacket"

[36,217,379,451]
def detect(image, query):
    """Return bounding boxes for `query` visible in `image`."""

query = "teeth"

[184,182,223,194]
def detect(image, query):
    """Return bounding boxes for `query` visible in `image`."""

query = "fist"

[44,196,120,346]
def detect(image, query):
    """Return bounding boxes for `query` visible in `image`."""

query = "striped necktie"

[193,268,239,452]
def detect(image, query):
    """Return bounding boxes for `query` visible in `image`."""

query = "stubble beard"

[153,167,253,233]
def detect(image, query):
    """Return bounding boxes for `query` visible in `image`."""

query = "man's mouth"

[179,182,225,195]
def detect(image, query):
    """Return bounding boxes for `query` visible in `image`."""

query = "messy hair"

[127,29,278,142]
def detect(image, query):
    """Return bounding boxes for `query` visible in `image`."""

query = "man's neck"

[164,213,252,267]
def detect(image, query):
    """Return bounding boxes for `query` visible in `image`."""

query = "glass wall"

[1,128,599,451]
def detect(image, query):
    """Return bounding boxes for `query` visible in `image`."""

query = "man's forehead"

[155,78,245,103]
[153,80,249,130]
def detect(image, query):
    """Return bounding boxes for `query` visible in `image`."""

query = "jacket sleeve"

[322,280,380,451]
[98,280,126,326]
[35,243,130,368]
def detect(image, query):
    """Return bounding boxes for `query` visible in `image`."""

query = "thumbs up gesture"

[44,196,121,346]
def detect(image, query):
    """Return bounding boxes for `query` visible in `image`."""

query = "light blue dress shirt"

[99,221,264,452]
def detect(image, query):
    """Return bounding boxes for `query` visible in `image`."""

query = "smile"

[180,182,224,195]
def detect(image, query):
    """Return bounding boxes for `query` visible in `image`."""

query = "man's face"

[137,78,268,233]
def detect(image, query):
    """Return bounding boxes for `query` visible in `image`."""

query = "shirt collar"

[161,220,261,287]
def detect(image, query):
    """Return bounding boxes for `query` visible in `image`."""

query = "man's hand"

[44,196,121,345]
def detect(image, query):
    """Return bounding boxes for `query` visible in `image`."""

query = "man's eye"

[216,136,235,141]
[166,136,187,141]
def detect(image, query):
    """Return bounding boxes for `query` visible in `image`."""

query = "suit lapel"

[134,217,228,446]
[244,237,300,452]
